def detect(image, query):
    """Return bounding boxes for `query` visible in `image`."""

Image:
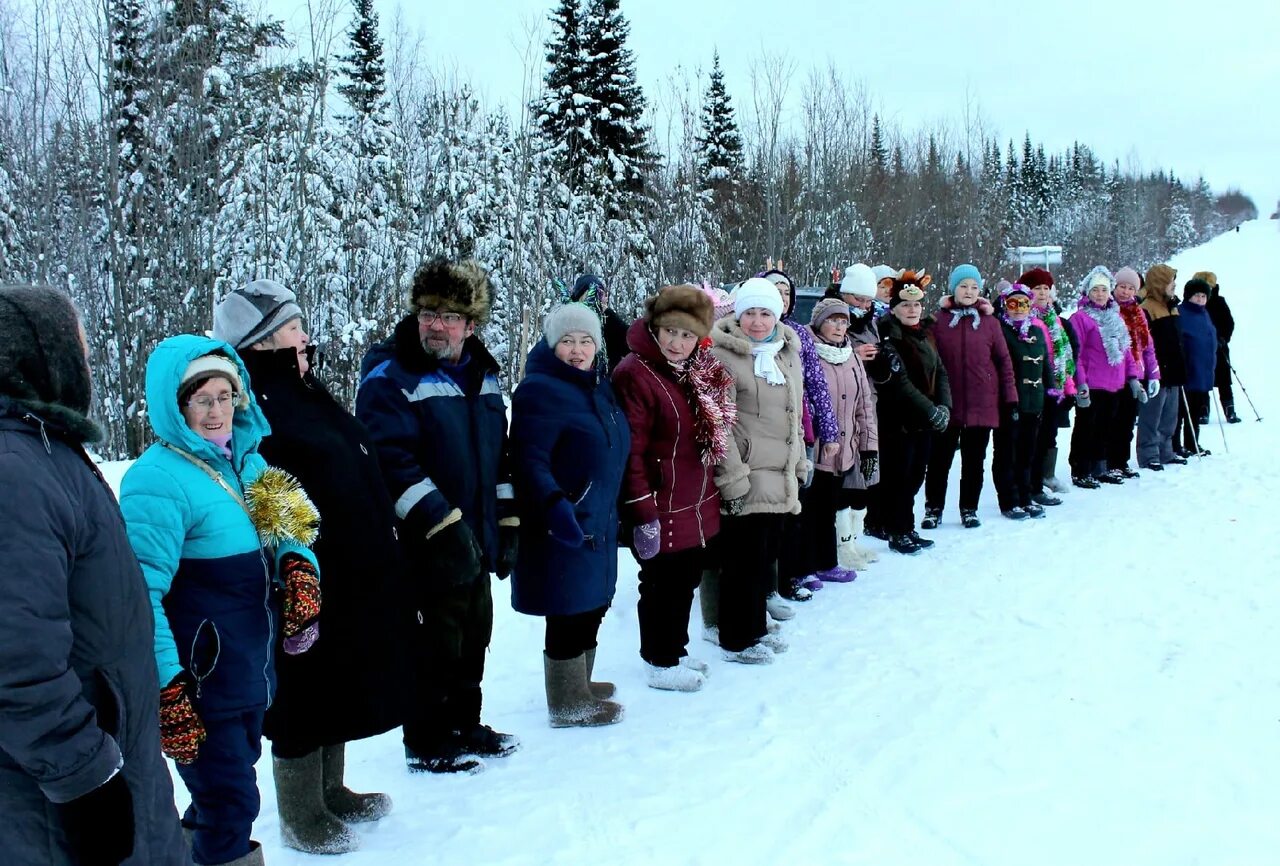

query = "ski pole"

[1211,390,1230,454]
[1228,361,1262,422]
[1180,388,1204,460]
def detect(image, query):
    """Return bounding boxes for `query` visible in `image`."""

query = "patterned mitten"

[633,519,661,561]
[281,554,321,655]
[159,673,206,765]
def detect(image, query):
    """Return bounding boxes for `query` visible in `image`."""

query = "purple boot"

[816,566,857,583]
[798,573,824,592]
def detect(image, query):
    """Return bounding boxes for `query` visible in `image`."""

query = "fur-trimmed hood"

[710,315,801,357]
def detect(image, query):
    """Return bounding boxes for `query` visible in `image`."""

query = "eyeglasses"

[1004,298,1031,311]
[187,393,239,412]
[417,309,465,327]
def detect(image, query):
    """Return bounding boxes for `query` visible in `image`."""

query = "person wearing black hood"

[0,286,189,866]
[357,259,520,775]
[1177,278,1219,455]
[1194,271,1240,423]
[214,280,405,853]
[568,274,632,375]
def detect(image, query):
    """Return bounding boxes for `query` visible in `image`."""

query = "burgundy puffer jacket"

[611,318,721,554]
[930,297,1018,428]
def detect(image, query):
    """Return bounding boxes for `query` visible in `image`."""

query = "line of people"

[0,254,1238,865]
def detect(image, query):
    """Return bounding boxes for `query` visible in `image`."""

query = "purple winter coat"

[930,297,1018,428]
[1067,299,1141,392]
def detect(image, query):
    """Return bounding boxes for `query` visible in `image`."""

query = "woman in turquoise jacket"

[120,335,320,866]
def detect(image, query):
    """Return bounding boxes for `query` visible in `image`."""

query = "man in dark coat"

[356,258,519,774]
[1196,271,1240,422]
[215,279,405,852]
[0,285,189,866]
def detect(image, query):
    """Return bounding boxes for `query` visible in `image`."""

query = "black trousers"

[718,513,783,652]
[781,470,842,581]
[993,413,1042,511]
[1107,386,1140,470]
[638,545,707,668]
[925,425,992,512]
[1176,390,1211,451]
[880,428,931,535]
[1216,344,1234,406]
[403,576,492,752]
[1069,389,1119,476]
[545,605,608,661]
[838,486,872,511]
[1031,398,1066,492]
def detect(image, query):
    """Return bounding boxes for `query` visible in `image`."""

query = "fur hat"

[810,297,851,330]
[543,302,602,348]
[890,272,928,308]
[409,258,492,325]
[840,263,878,299]
[1192,270,1218,288]
[0,285,99,441]
[178,353,248,408]
[1114,267,1142,290]
[734,277,785,319]
[1183,278,1212,301]
[647,284,714,338]
[948,264,983,295]
[1144,264,1176,295]
[1018,267,1054,289]
[212,280,303,350]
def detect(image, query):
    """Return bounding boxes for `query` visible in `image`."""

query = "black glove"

[859,450,878,480]
[495,525,518,579]
[928,404,951,432]
[428,519,484,585]
[57,771,134,866]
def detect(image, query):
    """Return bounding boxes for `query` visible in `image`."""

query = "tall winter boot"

[322,743,392,823]
[1042,446,1067,493]
[544,652,624,728]
[212,841,265,866]
[699,568,720,643]
[837,508,879,569]
[583,647,616,699]
[273,750,359,854]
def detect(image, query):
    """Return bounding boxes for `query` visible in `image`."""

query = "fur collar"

[710,316,800,357]
[0,395,103,444]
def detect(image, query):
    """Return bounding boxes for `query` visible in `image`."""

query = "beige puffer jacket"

[709,317,808,515]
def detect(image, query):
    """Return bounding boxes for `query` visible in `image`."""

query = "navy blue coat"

[509,340,631,617]
[1179,303,1219,393]
[0,398,188,865]
[357,316,516,577]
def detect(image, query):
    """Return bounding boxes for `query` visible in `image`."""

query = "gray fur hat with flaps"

[0,285,101,442]
[408,258,492,325]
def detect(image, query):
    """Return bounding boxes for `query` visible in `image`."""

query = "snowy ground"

[101,222,1280,865]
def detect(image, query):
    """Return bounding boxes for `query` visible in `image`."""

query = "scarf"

[748,328,786,385]
[678,347,737,466]
[1033,304,1076,390]
[1001,312,1035,342]
[814,340,853,365]
[1117,299,1153,365]
[948,305,982,330]
[1080,299,1131,367]
[210,433,233,460]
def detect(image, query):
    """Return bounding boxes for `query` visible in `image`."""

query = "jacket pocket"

[188,619,222,695]
[738,436,753,464]
[93,668,127,743]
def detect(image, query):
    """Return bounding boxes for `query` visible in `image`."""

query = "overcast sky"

[271,0,1279,216]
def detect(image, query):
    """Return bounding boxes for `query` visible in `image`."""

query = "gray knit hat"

[810,297,851,330]
[212,280,303,350]
[543,302,603,348]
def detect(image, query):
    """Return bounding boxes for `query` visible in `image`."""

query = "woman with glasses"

[214,281,404,854]
[992,284,1052,519]
[120,336,321,866]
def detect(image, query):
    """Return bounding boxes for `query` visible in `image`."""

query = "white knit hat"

[179,354,248,407]
[543,302,603,347]
[840,264,878,299]
[872,265,898,283]
[733,277,784,319]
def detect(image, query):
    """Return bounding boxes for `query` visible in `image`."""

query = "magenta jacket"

[1067,301,1141,393]
[929,297,1018,428]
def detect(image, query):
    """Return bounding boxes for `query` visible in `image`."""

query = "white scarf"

[749,337,787,385]
[814,340,853,365]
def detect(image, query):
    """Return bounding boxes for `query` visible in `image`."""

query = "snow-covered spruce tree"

[0,142,19,276]
[696,51,743,200]
[533,0,591,189]
[332,0,410,403]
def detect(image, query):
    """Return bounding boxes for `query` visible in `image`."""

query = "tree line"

[0,0,1256,457]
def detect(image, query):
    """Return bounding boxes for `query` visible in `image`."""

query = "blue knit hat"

[947,264,983,295]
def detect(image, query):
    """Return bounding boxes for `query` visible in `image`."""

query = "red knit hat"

[1018,267,1054,289]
